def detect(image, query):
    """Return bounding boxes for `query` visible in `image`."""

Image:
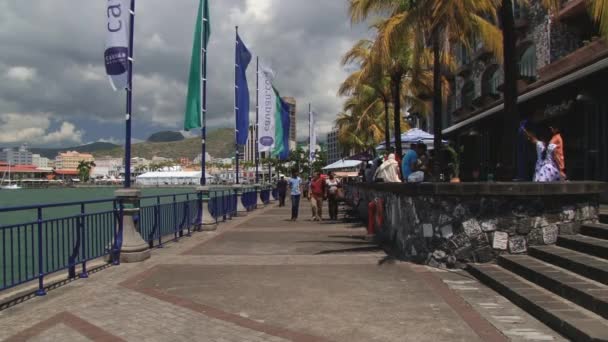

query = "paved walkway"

[0,200,565,341]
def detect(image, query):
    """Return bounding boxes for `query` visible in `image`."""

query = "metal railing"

[0,186,276,295]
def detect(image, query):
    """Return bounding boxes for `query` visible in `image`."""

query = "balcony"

[538,38,608,82]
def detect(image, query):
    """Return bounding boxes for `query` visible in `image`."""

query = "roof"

[54,169,79,175]
[0,165,52,173]
[136,171,213,179]
[322,160,362,170]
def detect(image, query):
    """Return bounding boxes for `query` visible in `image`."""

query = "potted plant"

[445,146,460,183]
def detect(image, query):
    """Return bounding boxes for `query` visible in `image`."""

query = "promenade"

[0,200,564,341]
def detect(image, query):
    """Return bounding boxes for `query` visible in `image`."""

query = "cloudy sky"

[0,0,369,147]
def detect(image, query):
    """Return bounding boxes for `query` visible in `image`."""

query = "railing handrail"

[0,198,117,213]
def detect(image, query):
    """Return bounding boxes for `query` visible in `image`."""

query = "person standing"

[288,170,302,221]
[277,176,288,207]
[325,172,340,221]
[309,172,326,221]
[522,127,560,182]
[549,124,566,180]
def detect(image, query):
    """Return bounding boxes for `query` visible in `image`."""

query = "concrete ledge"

[355,181,608,196]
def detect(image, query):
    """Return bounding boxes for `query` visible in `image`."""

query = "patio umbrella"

[376,128,447,151]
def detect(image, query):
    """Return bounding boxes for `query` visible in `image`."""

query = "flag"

[272,95,291,161]
[235,33,252,145]
[184,0,211,131]
[309,109,317,162]
[104,0,130,90]
[257,64,276,152]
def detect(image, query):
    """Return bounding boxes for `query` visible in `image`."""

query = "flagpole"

[124,0,136,188]
[308,103,312,178]
[234,26,240,185]
[200,2,209,186]
[255,56,260,184]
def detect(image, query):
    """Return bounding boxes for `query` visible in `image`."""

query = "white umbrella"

[376,128,446,151]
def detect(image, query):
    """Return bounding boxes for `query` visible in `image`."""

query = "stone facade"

[348,183,602,268]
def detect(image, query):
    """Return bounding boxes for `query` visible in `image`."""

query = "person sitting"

[374,154,401,183]
[401,144,418,182]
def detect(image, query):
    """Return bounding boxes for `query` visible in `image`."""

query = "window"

[461,81,475,108]
[482,65,500,96]
[519,45,537,78]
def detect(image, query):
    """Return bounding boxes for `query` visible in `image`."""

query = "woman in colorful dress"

[521,126,560,182]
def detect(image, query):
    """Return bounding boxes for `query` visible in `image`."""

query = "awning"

[334,171,359,178]
[322,160,362,170]
[443,56,608,135]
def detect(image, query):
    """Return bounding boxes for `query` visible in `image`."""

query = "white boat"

[1,163,22,190]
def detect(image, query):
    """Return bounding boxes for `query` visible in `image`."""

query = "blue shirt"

[289,177,302,195]
[402,150,418,180]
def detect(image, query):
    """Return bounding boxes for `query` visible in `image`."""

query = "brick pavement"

[0,200,564,341]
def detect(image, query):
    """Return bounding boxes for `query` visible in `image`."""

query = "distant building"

[0,144,33,165]
[193,153,212,165]
[179,157,191,167]
[282,97,297,151]
[151,156,172,163]
[92,157,123,178]
[131,157,150,169]
[32,154,50,168]
[244,125,268,163]
[327,128,344,164]
[55,151,94,170]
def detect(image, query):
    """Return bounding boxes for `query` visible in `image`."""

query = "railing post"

[196,186,218,231]
[196,191,203,232]
[80,203,88,278]
[173,194,179,241]
[36,207,46,296]
[156,196,163,248]
[233,184,248,216]
[185,194,192,236]
[114,189,150,263]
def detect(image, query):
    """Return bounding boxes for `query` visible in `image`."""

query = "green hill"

[92,128,234,160]
[31,142,119,159]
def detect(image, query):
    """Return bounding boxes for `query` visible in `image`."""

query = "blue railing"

[0,186,276,296]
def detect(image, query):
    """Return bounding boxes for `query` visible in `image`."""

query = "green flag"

[184,0,211,131]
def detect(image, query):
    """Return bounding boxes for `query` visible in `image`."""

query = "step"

[468,263,608,342]
[499,255,608,319]
[581,223,608,240]
[558,235,608,259]
[529,245,608,285]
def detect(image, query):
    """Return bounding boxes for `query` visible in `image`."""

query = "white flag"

[104,0,130,91]
[309,109,317,162]
[257,65,276,153]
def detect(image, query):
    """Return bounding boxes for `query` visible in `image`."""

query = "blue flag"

[235,33,252,145]
[278,97,291,160]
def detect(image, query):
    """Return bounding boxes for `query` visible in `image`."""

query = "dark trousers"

[328,194,338,220]
[291,195,301,219]
[278,191,286,206]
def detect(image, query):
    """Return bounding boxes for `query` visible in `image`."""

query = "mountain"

[147,131,184,143]
[91,127,234,160]
[30,142,119,159]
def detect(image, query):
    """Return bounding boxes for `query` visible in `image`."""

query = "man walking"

[309,172,326,221]
[288,170,302,221]
[277,176,288,207]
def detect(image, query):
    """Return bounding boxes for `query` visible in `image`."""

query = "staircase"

[469,212,608,341]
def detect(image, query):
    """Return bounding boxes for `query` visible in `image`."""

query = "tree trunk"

[384,100,391,152]
[432,29,443,182]
[391,76,403,158]
[500,0,519,180]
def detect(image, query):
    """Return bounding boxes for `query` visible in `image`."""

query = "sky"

[0,0,369,148]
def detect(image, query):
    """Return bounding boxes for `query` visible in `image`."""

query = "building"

[55,151,94,170]
[443,1,608,182]
[243,125,269,163]
[0,144,33,165]
[92,157,123,178]
[327,128,344,164]
[32,154,50,168]
[282,97,297,151]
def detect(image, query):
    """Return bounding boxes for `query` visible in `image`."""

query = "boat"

[1,163,22,190]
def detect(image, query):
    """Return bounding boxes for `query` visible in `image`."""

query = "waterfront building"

[54,151,94,170]
[444,1,608,182]
[244,125,268,163]
[193,153,212,165]
[92,157,123,178]
[0,144,33,165]
[32,154,50,168]
[282,96,297,151]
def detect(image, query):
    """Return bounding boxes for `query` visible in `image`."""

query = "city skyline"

[0,1,367,148]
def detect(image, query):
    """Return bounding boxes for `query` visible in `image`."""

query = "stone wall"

[347,182,605,268]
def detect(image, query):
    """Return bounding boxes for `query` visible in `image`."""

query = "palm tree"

[77,161,96,183]
[592,0,608,37]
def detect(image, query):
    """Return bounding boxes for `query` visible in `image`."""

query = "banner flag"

[272,94,290,161]
[235,33,252,145]
[309,109,317,162]
[184,0,211,131]
[104,0,130,91]
[257,64,276,152]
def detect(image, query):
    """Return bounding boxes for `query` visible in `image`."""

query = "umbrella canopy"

[322,160,362,171]
[376,128,446,151]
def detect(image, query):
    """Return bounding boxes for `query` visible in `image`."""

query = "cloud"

[6,66,37,82]
[0,113,83,146]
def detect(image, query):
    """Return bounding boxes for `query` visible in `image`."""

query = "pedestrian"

[288,170,302,221]
[401,144,419,182]
[277,176,288,207]
[325,172,340,221]
[522,127,560,182]
[549,123,566,180]
[374,154,402,183]
[309,171,326,221]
